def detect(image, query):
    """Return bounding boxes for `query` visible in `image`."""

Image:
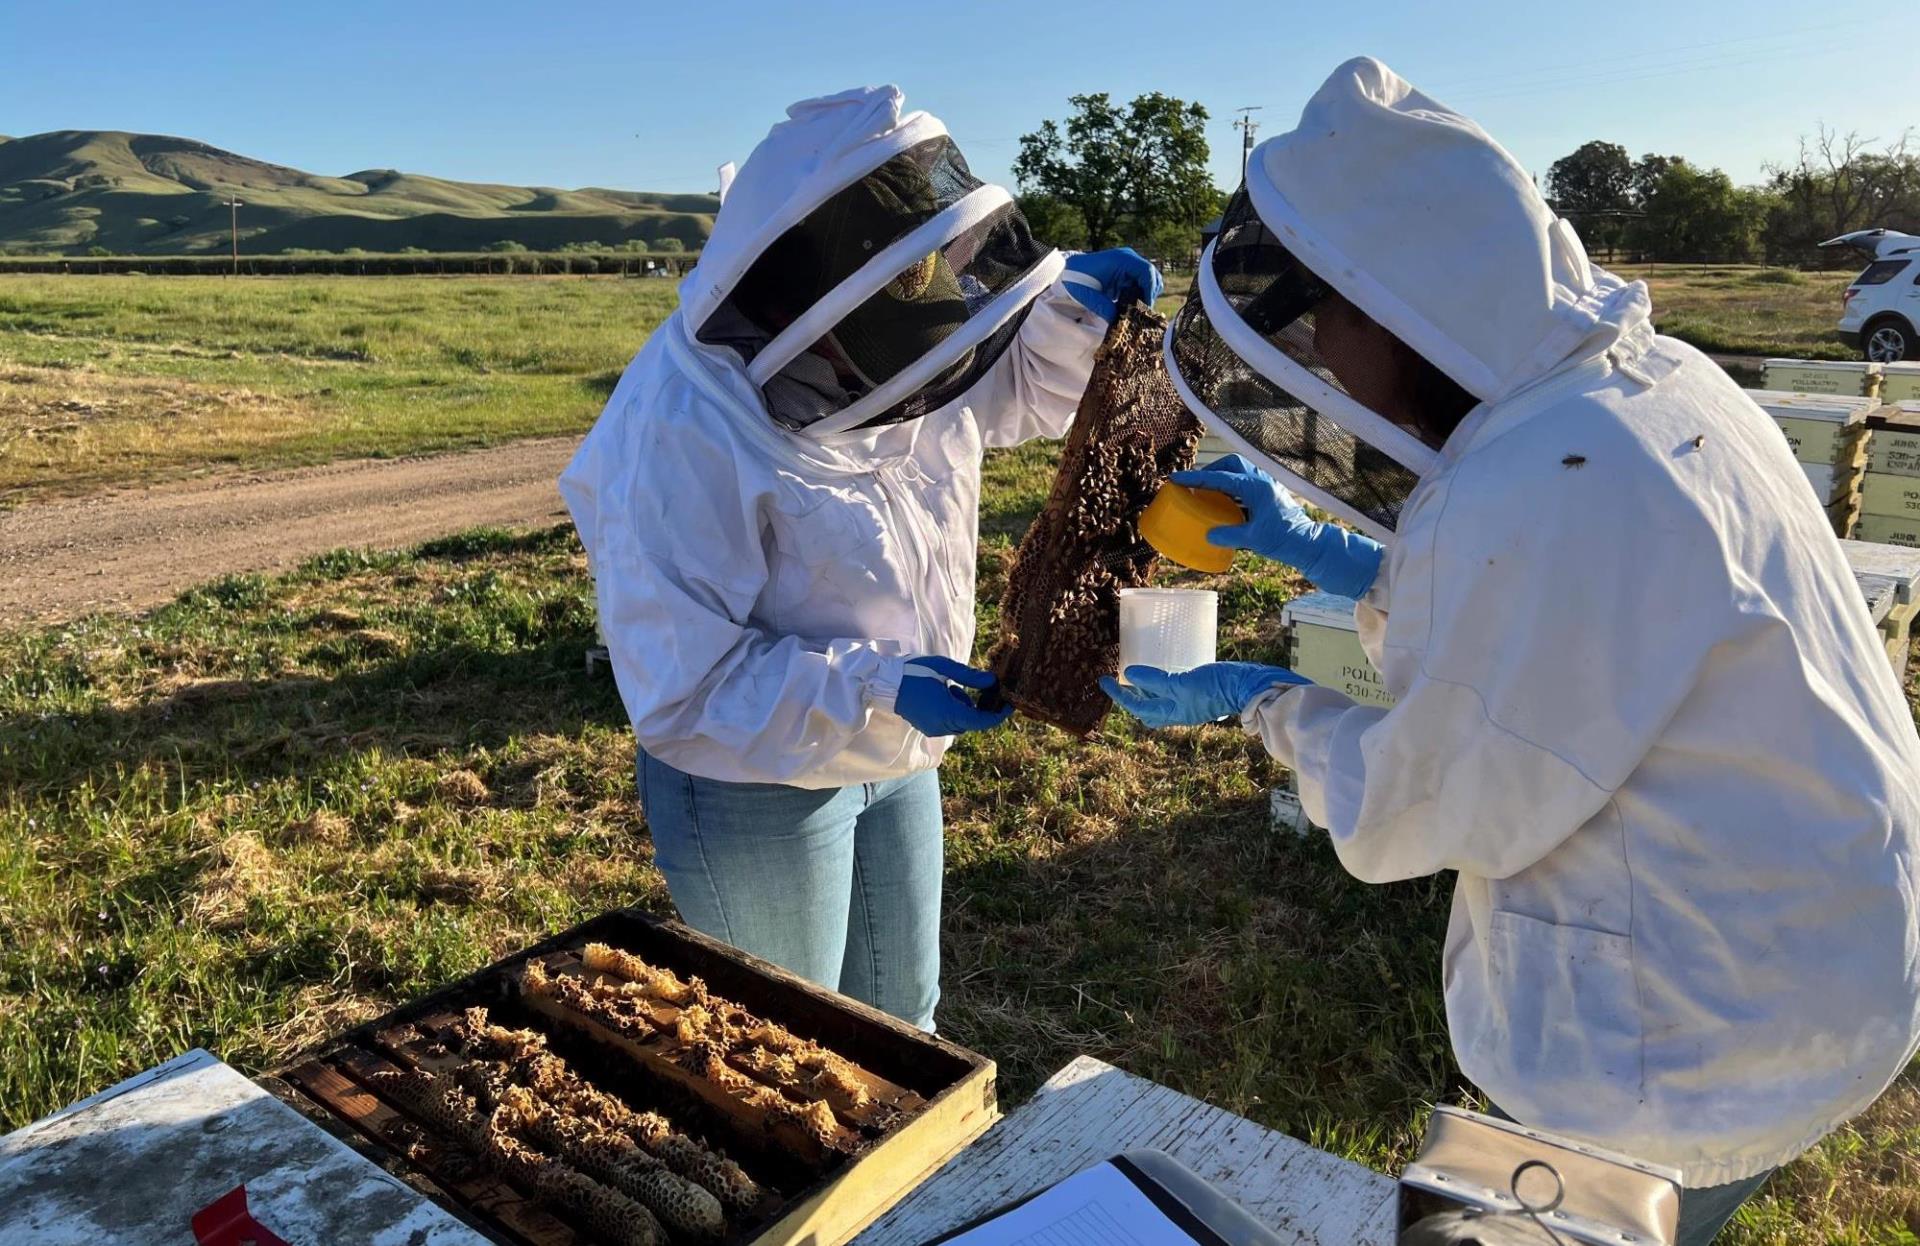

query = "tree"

[1547,141,1633,257]
[650,237,686,254]
[1763,128,1920,267]
[483,240,527,253]
[1014,93,1218,254]
[1626,158,1769,263]
[1016,193,1087,251]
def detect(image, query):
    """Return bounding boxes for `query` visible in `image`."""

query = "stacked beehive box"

[1859,402,1920,548]
[1840,537,1920,680]
[1750,389,1877,538]
[1279,592,1394,708]
[1761,358,1881,399]
[1881,362,1920,404]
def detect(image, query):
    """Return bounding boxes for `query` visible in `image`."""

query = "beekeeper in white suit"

[562,86,1158,1031]
[1107,57,1920,1243]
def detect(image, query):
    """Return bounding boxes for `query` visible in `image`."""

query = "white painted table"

[0,1050,487,1246]
[854,1056,1397,1246]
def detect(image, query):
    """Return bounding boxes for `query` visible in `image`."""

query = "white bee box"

[1841,539,1920,679]
[1195,432,1238,464]
[1803,462,1847,504]
[1881,363,1920,403]
[1854,513,1920,548]
[1862,472,1920,521]
[1280,591,1395,708]
[1762,358,1881,398]
[1866,403,1920,478]
[1751,390,1878,466]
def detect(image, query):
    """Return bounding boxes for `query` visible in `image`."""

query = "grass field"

[0,264,1857,504]
[1616,264,1858,361]
[0,275,677,502]
[3,474,1918,1240]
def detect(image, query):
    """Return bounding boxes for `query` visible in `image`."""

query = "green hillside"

[0,131,716,255]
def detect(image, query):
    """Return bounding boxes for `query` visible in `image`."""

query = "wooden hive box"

[1855,513,1920,549]
[1761,358,1881,399]
[1751,390,1878,468]
[266,911,997,1246]
[1866,402,1920,478]
[1280,591,1394,708]
[1842,538,1920,678]
[1882,363,1920,404]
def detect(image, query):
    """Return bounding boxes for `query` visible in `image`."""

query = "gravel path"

[0,438,578,627]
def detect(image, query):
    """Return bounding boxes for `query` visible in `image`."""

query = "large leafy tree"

[1627,157,1769,263]
[1546,141,1633,256]
[1014,93,1219,256]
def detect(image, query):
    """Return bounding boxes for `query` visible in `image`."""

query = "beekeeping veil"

[1166,58,1619,540]
[685,86,1062,436]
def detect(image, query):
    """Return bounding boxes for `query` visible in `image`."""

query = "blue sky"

[3,1,1905,196]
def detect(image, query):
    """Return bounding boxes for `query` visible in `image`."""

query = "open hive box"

[265,911,996,1246]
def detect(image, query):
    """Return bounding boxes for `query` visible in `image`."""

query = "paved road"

[0,438,578,627]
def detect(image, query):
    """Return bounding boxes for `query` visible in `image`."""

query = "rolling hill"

[0,130,717,255]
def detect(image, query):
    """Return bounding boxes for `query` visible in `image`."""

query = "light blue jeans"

[637,751,944,1030]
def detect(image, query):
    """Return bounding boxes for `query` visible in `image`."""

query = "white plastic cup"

[1117,588,1218,683]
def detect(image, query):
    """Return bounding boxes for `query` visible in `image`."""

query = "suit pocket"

[1480,909,1644,1098]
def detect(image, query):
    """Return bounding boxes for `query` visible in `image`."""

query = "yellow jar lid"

[1140,482,1242,573]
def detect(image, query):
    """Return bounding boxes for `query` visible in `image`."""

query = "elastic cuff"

[1240,683,1297,730]
[866,654,908,715]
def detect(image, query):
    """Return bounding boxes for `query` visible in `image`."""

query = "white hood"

[1251,57,1651,405]
[675,85,1063,440]
[679,86,946,337]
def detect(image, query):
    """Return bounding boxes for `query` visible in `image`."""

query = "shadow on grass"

[5,638,627,799]
[5,524,627,800]
[937,777,1461,1168]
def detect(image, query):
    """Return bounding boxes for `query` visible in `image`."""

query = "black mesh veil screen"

[1167,187,1427,537]
[697,137,1053,433]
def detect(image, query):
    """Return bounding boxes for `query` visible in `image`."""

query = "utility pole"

[1232,107,1264,181]
[223,195,243,275]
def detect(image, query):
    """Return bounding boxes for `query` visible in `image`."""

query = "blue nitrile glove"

[1170,454,1384,599]
[1061,247,1165,321]
[1099,662,1310,729]
[894,656,1014,737]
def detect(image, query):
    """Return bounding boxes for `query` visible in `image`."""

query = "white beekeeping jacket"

[1242,59,1920,1186]
[560,86,1104,788]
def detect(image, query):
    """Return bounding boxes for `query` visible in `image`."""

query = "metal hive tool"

[986,301,1201,736]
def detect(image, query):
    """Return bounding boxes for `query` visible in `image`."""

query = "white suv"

[1824,229,1920,362]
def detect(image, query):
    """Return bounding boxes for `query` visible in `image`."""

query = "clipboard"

[925,1150,1286,1246]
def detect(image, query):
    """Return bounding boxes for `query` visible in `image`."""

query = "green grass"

[0,274,677,500]
[1616,263,1857,361]
[0,264,1860,504]
[3,484,1916,1240]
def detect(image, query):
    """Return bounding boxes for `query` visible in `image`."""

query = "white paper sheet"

[939,1160,1202,1246]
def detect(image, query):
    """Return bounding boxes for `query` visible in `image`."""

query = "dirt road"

[0,438,578,627]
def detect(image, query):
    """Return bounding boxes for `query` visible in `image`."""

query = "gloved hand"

[893,656,1014,737]
[1170,454,1384,599]
[1061,247,1165,321]
[1100,662,1310,729]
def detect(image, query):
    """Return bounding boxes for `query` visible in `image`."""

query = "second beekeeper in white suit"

[562,86,1158,1032]
[1106,57,1920,1245]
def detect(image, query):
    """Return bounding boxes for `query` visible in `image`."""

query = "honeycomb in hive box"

[268,910,996,1246]
[988,302,1200,735]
